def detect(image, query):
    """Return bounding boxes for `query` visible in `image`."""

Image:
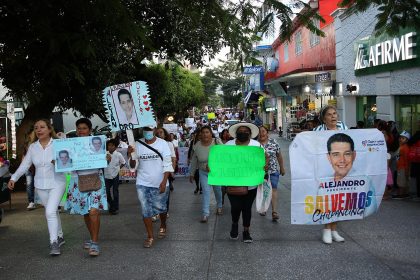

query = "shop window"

[284,43,289,62]
[294,31,302,55]
[356,96,377,128]
[310,19,320,47]
[395,96,420,134]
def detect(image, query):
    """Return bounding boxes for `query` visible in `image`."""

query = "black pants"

[227,188,257,228]
[105,176,120,211]
[194,169,200,190]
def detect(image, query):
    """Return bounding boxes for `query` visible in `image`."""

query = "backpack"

[408,142,420,163]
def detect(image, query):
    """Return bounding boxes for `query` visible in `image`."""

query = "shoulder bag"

[78,172,101,192]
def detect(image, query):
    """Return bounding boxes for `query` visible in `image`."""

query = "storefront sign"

[354,30,419,75]
[315,72,331,82]
[243,66,264,74]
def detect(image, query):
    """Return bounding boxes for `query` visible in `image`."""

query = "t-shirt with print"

[262,138,281,174]
[135,138,172,188]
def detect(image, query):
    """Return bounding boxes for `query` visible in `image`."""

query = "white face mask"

[143,131,154,140]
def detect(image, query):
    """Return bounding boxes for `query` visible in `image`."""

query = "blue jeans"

[199,170,222,216]
[269,172,280,189]
[105,176,120,211]
[26,171,35,203]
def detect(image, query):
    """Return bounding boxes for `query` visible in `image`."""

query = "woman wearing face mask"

[189,126,223,222]
[127,126,173,248]
[64,118,108,256]
[313,106,348,244]
[8,119,66,256]
[225,122,267,243]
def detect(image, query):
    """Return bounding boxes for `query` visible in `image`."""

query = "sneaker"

[83,240,92,250]
[242,231,253,243]
[230,223,238,240]
[89,242,100,256]
[58,236,66,247]
[27,202,36,210]
[50,241,61,256]
[331,231,345,242]
[200,216,208,223]
[322,229,332,244]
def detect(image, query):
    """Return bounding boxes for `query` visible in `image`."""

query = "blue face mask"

[143,131,154,140]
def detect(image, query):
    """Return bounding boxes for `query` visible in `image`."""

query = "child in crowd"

[394,131,411,199]
[104,139,126,214]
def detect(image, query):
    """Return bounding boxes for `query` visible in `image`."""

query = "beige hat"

[228,122,259,138]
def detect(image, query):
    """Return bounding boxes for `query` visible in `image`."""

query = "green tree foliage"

[135,63,205,122]
[338,0,420,36]
[0,0,323,156]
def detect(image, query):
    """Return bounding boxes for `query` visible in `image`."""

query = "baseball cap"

[400,130,411,139]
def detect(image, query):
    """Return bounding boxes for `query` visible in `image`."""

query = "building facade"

[333,6,420,133]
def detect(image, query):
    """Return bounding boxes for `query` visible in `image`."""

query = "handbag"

[226,186,248,196]
[78,173,101,192]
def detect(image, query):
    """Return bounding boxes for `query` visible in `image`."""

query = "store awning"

[266,82,287,97]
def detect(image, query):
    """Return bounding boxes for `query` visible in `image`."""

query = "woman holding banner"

[190,126,223,222]
[226,122,266,243]
[8,119,66,256]
[258,126,285,221]
[65,118,108,256]
[313,105,348,244]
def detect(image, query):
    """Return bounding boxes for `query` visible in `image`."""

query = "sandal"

[143,238,154,248]
[158,227,167,239]
[89,242,100,256]
[272,212,279,221]
[83,240,92,250]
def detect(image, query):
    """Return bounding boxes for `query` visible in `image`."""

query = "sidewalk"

[0,136,419,279]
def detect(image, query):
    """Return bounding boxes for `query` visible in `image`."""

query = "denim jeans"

[105,176,120,211]
[25,171,35,203]
[199,170,222,216]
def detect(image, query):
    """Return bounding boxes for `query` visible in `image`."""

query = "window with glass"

[310,19,320,47]
[395,96,420,134]
[356,96,377,128]
[294,31,302,55]
[284,43,289,62]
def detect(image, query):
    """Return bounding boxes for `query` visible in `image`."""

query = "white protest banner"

[290,129,387,225]
[175,147,189,177]
[163,123,178,135]
[185,118,194,128]
[117,147,136,181]
[102,81,156,132]
[53,135,107,172]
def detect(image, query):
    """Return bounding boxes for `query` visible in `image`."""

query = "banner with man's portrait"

[53,135,107,172]
[290,129,387,225]
[102,81,156,131]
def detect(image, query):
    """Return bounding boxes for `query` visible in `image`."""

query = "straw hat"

[228,122,259,138]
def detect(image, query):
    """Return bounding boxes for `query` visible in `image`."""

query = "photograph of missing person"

[56,150,72,169]
[90,136,105,154]
[111,88,139,125]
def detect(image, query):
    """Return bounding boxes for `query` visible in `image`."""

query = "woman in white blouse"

[8,119,66,256]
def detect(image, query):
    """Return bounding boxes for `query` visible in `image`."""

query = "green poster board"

[208,145,265,186]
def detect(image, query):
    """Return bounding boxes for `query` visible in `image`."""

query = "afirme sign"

[243,66,264,74]
[354,30,419,76]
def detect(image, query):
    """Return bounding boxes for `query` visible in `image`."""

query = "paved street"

[0,135,419,280]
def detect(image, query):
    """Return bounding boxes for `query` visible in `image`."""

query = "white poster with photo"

[185,118,195,128]
[175,147,189,177]
[117,147,136,181]
[102,81,156,131]
[290,129,387,225]
[53,135,107,172]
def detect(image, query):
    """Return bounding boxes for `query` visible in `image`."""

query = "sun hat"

[400,130,411,140]
[228,122,259,138]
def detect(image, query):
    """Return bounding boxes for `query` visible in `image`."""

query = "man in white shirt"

[104,139,126,215]
[128,126,174,248]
